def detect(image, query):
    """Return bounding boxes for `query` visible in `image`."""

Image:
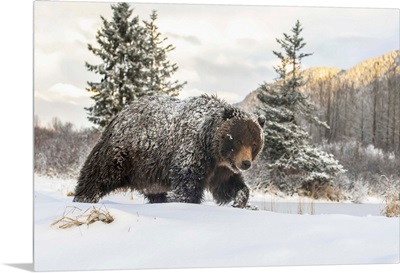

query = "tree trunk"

[361,91,365,144]
[325,87,332,141]
[372,61,380,147]
[386,78,392,150]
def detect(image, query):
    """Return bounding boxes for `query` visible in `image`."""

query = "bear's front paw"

[232,202,258,210]
[232,187,250,208]
[244,203,259,210]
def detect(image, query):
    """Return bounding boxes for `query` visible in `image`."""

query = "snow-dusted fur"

[73,94,265,208]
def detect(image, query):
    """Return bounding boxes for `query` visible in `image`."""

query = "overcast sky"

[34,0,399,128]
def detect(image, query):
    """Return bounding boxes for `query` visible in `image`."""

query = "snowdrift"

[34,175,399,271]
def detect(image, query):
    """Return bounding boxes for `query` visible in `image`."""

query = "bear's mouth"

[227,158,240,173]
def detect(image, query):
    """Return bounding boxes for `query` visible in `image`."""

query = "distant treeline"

[34,117,100,178]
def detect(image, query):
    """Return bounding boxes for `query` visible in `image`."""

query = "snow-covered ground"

[33,174,399,272]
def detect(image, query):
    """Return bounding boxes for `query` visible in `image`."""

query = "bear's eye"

[252,143,257,152]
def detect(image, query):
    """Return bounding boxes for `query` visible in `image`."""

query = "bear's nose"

[241,160,251,170]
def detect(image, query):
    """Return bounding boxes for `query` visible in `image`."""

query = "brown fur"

[233,146,253,169]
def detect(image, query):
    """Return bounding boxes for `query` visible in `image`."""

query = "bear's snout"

[232,146,253,171]
[240,160,251,170]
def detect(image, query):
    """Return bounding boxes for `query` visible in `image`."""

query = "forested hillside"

[303,50,400,151]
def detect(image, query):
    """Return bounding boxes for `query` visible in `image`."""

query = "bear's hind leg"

[73,179,101,203]
[73,139,131,203]
[145,193,168,203]
[73,171,130,203]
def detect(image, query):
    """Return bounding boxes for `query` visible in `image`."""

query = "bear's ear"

[223,107,235,120]
[257,115,266,128]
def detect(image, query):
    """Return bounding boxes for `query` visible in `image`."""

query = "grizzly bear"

[73,94,265,208]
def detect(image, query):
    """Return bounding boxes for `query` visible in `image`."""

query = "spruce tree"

[254,20,344,197]
[272,20,326,127]
[142,10,186,96]
[85,3,185,127]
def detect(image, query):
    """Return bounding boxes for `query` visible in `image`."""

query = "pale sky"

[33,0,399,128]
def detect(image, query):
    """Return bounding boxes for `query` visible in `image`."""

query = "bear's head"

[216,107,265,173]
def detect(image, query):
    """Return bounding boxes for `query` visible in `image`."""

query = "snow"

[34,174,399,272]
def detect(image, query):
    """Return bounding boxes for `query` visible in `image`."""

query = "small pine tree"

[142,10,186,96]
[272,20,327,128]
[85,3,185,127]
[254,20,345,197]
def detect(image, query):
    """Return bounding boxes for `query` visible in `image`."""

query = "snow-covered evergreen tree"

[142,10,186,96]
[272,20,327,128]
[254,20,345,197]
[85,3,185,127]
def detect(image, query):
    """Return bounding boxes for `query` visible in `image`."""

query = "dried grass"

[381,175,400,218]
[383,192,400,218]
[51,205,114,229]
[297,196,315,215]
